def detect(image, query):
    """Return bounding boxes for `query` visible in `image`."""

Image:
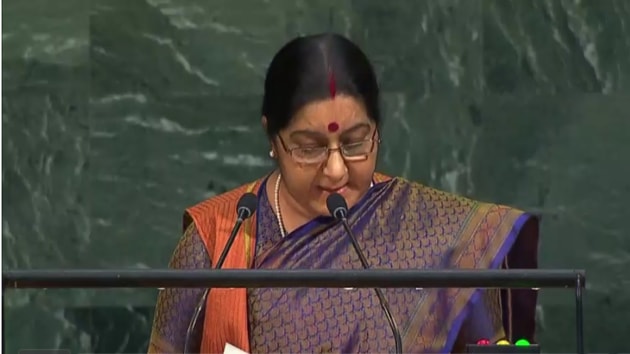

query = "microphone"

[326,193,403,354]
[183,192,258,354]
[215,192,258,269]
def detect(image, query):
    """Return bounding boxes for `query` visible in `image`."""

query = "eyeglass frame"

[275,128,381,164]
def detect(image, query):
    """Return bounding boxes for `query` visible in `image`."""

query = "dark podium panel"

[466,344,541,353]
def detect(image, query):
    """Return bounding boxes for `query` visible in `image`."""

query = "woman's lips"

[320,185,348,194]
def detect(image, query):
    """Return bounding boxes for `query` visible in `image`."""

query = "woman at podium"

[148,33,539,353]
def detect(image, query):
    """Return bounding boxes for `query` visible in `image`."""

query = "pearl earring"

[269,150,275,158]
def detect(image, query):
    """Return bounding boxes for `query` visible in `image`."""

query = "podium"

[2,268,585,354]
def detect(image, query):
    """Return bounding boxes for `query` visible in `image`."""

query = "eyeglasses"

[276,129,380,164]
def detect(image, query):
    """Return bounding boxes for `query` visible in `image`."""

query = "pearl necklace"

[274,173,286,238]
[274,175,375,239]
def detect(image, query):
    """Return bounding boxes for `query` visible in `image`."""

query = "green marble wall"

[3,0,629,352]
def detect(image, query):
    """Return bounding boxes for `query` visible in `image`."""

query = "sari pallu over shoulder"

[183,173,538,353]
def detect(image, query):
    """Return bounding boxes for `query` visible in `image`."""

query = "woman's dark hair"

[262,33,380,137]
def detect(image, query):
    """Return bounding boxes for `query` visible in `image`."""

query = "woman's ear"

[261,116,268,132]
[262,116,276,158]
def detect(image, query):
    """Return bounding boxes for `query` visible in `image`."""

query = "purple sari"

[148,175,538,353]
[247,176,538,353]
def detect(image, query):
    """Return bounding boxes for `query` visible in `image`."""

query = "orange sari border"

[184,180,261,354]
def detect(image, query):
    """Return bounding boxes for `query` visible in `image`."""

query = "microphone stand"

[339,216,403,354]
[182,209,250,354]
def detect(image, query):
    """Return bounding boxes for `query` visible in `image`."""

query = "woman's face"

[269,95,379,218]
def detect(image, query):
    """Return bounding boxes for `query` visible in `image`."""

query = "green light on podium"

[514,339,530,346]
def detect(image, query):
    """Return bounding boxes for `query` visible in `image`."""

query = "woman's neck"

[268,170,318,235]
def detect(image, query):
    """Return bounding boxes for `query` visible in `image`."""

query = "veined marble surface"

[3,0,629,352]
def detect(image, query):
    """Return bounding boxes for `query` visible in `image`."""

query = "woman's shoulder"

[184,178,264,229]
[383,176,536,250]
[382,173,527,216]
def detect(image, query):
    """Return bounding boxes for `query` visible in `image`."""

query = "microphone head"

[326,193,348,220]
[236,192,258,219]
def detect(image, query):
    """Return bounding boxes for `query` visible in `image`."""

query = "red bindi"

[328,69,336,98]
[327,122,339,133]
